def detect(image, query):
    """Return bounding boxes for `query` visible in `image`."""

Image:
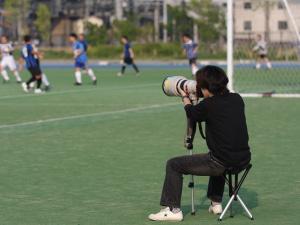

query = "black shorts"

[259,54,267,59]
[124,57,134,65]
[28,67,42,77]
[188,58,197,65]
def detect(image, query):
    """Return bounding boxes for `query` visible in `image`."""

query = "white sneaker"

[34,89,43,94]
[148,207,183,221]
[117,72,123,77]
[21,82,29,93]
[29,82,36,89]
[208,203,223,215]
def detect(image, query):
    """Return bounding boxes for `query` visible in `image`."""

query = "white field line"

[0,83,160,100]
[0,102,179,129]
[0,103,138,107]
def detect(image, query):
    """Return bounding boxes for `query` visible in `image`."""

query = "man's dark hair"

[196,65,229,97]
[122,35,129,41]
[23,35,31,42]
[182,33,191,39]
[69,33,78,39]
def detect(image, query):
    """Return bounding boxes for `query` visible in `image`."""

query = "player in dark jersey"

[117,35,140,76]
[20,35,43,94]
[182,33,199,76]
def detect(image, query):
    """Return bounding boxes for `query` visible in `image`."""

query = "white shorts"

[1,56,17,71]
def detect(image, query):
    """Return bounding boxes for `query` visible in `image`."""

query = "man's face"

[69,36,75,43]
[1,36,7,44]
[201,88,212,98]
[121,38,126,44]
[257,35,262,41]
[79,35,84,41]
[182,36,188,43]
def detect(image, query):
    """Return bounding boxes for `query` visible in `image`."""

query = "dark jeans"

[160,153,226,208]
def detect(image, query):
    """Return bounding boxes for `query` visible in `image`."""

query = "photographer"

[148,66,251,221]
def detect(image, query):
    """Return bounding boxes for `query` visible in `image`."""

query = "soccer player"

[20,35,43,94]
[79,33,88,53]
[253,34,272,70]
[30,43,51,91]
[68,33,97,85]
[148,66,251,221]
[117,35,140,76]
[0,35,22,83]
[182,33,199,76]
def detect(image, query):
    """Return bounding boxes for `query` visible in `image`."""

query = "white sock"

[191,65,199,76]
[13,71,21,82]
[267,62,272,69]
[75,71,82,83]
[1,70,9,81]
[171,208,181,213]
[256,63,261,69]
[42,73,50,86]
[87,68,96,81]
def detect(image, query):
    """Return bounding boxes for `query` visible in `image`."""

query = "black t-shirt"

[184,93,251,167]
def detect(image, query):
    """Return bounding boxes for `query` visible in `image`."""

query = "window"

[278,2,285,9]
[244,2,252,10]
[278,21,288,30]
[244,21,252,31]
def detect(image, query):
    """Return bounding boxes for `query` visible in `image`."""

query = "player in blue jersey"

[117,35,140,76]
[20,35,43,94]
[182,33,199,76]
[79,33,88,52]
[68,33,97,85]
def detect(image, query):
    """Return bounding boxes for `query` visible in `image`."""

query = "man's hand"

[178,87,192,106]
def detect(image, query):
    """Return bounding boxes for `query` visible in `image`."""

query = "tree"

[85,22,109,45]
[112,19,140,42]
[4,0,29,40]
[167,5,193,42]
[34,3,51,44]
[188,0,226,44]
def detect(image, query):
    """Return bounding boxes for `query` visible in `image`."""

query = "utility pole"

[154,1,160,42]
[115,0,123,20]
[264,1,270,42]
[163,0,168,43]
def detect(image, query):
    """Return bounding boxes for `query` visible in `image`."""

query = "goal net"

[227,0,300,97]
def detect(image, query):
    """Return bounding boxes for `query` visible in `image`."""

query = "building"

[233,0,300,43]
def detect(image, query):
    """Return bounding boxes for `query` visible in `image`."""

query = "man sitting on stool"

[148,66,251,221]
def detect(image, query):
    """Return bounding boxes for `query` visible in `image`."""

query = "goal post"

[226,0,300,97]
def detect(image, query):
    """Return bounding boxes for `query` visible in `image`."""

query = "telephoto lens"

[162,76,197,97]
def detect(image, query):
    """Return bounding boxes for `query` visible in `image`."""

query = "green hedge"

[40,43,226,60]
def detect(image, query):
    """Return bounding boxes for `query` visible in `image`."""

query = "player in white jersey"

[0,35,22,83]
[253,34,272,70]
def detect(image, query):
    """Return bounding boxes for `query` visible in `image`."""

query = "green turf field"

[0,67,299,225]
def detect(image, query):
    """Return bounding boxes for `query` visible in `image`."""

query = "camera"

[162,76,202,99]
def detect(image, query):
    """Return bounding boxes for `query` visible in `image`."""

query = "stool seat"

[218,163,253,221]
[225,163,252,174]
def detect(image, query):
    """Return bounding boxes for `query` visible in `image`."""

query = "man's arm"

[129,48,135,58]
[180,89,207,122]
[18,57,24,72]
[193,44,198,54]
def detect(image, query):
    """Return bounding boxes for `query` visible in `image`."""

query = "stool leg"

[236,195,254,220]
[218,195,235,221]
[190,175,195,215]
